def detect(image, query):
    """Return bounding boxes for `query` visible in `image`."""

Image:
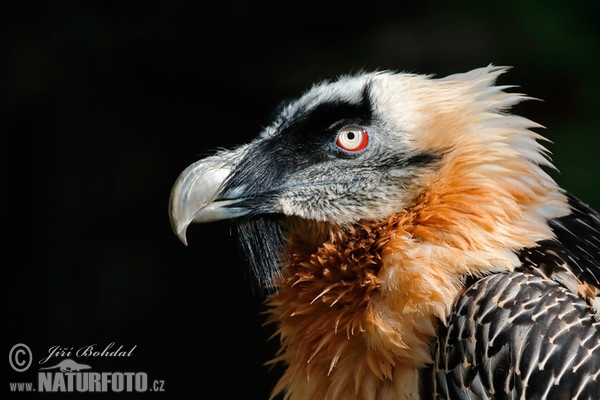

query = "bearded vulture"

[169,65,600,399]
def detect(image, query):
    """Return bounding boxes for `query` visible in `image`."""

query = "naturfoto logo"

[8,342,165,394]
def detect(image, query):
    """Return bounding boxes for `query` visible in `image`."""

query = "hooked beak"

[168,149,250,245]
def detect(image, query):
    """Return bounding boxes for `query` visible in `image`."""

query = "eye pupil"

[347,131,355,140]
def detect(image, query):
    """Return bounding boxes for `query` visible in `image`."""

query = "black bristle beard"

[234,216,285,295]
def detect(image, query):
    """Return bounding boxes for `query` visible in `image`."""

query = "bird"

[168,65,600,399]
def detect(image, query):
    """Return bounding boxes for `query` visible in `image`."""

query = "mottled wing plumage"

[434,272,600,399]
[521,193,600,292]
[435,194,600,399]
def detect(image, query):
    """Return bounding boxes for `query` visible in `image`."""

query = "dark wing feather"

[434,272,600,399]
[520,192,600,289]
[434,193,600,399]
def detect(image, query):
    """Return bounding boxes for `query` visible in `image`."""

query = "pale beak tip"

[169,153,243,246]
[170,215,190,246]
[176,230,189,246]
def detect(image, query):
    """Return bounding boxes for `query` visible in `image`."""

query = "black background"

[5,1,600,399]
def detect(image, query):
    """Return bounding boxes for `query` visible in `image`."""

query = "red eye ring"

[336,126,369,152]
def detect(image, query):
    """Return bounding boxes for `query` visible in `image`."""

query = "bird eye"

[335,126,369,152]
